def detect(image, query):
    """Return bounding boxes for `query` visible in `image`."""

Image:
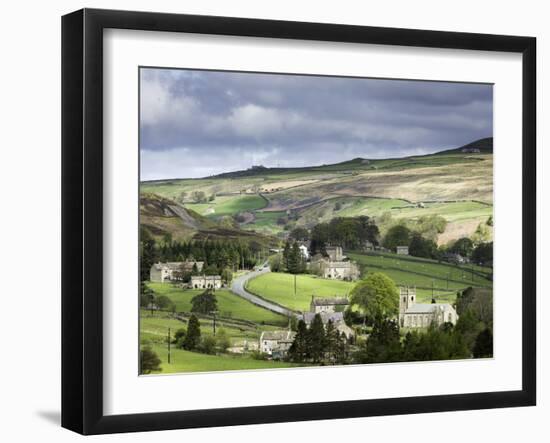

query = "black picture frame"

[62,8,536,435]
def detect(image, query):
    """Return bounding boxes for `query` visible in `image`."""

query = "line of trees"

[140,226,262,281]
[309,216,380,253]
[382,223,493,266]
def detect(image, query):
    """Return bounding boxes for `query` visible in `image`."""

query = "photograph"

[138,67,494,375]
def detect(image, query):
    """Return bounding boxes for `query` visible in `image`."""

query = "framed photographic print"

[61,8,536,435]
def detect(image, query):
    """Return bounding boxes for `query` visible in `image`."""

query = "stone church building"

[398,286,458,328]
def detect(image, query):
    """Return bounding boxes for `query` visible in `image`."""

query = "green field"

[139,310,276,347]
[147,283,287,326]
[141,148,493,244]
[185,194,267,217]
[243,210,286,235]
[145,343,299,374]
[246,273,354,312]
[348,252,492,286]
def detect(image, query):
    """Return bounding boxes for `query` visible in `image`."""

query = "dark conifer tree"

[287,320,308,362]
[183,315,201,350]
[307,314,327,363]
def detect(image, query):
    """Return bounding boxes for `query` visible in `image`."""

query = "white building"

[398,287,458,328]
[150,261,204,282]
[396,246,409,255]
[189,275,222,289]
[299,244,309,260]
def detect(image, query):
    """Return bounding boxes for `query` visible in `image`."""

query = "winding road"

[231,265,300,318]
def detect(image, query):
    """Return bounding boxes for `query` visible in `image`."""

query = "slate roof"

[404,303,452,314]
[311,297,349,306]
[152,261,204,271]
[302,312,344,325]
[260,330,296,341]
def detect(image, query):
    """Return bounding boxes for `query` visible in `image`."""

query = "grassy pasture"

[184,194,267,217]
[147,283,287,326]
[246,273,354,312]
[242,210,286,235]
[139,310,270,346]
[347,252,492,290]
[145,343,299,374]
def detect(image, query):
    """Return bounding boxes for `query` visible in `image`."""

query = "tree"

[415,215,447,240]
[269,254,283,272]
[191,190,207,203]
[350,272,399,321]
[140,226,158,281]
[155,295,175,312]
[177,191,187,203]
[356,318,402,363]
[450,237,474,258]
[473,328,493,358]
[287,242,305,274]
[173,328,186,346]
[289,227,309,241]
[282,241,291,270]
[198,335,217,355]
[183,315,201,350]
[324,320,339,362]
[472,222,491,244]
[408,233,437,258]
[190,289,218,314]
[221,268,233,285]
[140,346,161,374]
[307,314,326,363]
[287,320,308,362]
[383,224,411,251]
[472,242,493,266]
[140,282,155,308]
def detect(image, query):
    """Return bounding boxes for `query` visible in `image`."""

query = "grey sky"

[140,68,492,180]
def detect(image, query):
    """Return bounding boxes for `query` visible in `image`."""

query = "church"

[398,287,458,328]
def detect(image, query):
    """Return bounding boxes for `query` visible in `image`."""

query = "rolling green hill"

[141,138,493,244]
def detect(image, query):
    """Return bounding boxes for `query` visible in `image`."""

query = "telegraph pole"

[211,310,218,335]
[167,327,171,364]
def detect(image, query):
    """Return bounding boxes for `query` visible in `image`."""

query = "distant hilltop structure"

[461,147,481,153]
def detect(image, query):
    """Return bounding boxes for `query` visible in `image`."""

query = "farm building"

[310,296,349,314]
[396,246,409,255]
[299,244,309,259]
[398,286,458,328]
[259,330,296,358]
[310,245,360,281]
[461,147,481,153]
[189,275,222,289]
[150,260,204,282]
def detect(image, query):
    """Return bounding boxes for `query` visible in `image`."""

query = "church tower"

[398,286,416,326]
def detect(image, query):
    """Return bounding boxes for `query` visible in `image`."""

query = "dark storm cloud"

[139,68,492,180]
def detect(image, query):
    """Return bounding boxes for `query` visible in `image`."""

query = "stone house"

[150,260,204,283]
[189,275,222,289]
[310,296,349,314]
[309,245,360,281]
[398,287,458,328]
[259,330,296,357]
